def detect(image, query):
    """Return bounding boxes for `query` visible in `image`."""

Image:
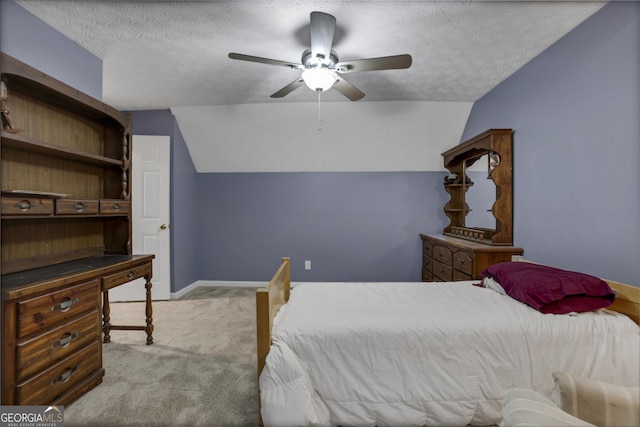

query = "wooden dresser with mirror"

[1,53,154,406]
[421,129,523,282]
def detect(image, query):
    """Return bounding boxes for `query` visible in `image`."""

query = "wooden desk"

[1,254,155,405]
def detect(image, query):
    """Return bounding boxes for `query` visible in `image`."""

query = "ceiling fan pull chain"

[317,91,323,130]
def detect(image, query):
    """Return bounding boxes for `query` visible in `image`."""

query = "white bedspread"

[260,282,639,427]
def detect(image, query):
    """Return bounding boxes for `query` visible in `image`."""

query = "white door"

[108,135,171,301]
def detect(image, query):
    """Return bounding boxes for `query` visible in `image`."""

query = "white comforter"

[260,282,639,427]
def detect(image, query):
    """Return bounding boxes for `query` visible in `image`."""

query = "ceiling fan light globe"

[302,68,337,92]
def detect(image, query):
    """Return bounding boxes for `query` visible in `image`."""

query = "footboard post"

[256,257,291,426]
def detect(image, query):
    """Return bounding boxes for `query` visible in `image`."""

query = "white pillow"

[500,388,595,427]
[483,276,507,295]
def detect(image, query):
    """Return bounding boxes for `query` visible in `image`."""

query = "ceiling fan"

[228,11,412,101]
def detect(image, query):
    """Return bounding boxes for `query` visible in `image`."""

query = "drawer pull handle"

[126,271,135,278]
[51,297,79,312]
[52,331,80,349]
[112,203,121,211]
[15,200,32,211]
[74,202,85,212]
[438,251,444,257]
[50,365,78,385]
[457,259,465,265]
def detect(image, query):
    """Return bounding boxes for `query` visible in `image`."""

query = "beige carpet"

[64,286,260,426]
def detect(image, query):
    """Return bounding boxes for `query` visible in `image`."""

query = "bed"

[256,257,640,426]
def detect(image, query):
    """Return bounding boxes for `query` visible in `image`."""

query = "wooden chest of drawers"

[2,279,104,406]
[2,254,155,406]
[421,234,523,282]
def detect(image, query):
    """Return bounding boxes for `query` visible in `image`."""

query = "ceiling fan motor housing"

[302,48,339,70]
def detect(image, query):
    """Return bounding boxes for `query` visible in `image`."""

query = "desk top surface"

[1,254,154,299]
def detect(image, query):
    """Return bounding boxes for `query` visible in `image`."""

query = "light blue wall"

[462,2,640,286]
[197,172,447,282]
[0,0,102,99]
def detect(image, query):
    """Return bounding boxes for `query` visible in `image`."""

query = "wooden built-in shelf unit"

[1,52,132,274]
[1,53,154,407]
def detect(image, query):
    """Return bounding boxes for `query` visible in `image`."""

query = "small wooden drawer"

[422,239,433,258]
[432,260,452,281]
[17,280,100,339]
[422,268,433,282]
[423,255,433,273]
[432,244,453,265]
[102,263,152,291]
[453,251,473,275]
[1,196,54,215]
[55,199,99,215]
[17,310,101,381]
[16,341,102,405]
[453,269,472,281]
[99,199,130,215]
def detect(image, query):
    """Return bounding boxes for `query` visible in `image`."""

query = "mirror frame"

[441,129,513,245]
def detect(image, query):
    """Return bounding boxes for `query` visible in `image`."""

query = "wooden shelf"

[1,53,129,128]
[1,132,122,167]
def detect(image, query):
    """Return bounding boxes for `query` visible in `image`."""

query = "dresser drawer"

[55,199,99,215]
[102,263,152,291]
[17,310,101,381]
[452,251,473,275]
[99,199,130,215]
[17,280,100,339]
[2,196,54,215]
[16,341,102,405]
[423,255,433,273]
[433,244,453,265]
[453,269,472,281]
[422,268,433,282]
[422,239,433,258]
[432,260,452,281]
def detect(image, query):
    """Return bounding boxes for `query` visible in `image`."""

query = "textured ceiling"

[16,0,605,110]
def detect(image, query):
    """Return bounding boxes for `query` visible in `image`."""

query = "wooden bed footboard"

[256,257,291,425]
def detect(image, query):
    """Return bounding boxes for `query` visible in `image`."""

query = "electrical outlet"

[304,260,311,270]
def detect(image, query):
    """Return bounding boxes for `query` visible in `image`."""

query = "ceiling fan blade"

[333,76,365,101]
[270,77,305,98]
[228,53,303,70]
[336,54,412,73]
[310,11,336,61]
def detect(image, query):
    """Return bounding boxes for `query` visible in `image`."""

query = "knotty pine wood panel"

[2,219,104,264]
[10,91,105,157]
[2,147,103,198]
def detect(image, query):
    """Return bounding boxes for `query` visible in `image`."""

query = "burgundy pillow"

[481,262,615,314]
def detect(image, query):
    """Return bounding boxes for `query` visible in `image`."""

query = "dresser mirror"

[441,129,514,245]
[463,153,496,230]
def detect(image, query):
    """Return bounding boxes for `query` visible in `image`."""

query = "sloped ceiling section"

[16,1,605,172]
[171,101,474,172]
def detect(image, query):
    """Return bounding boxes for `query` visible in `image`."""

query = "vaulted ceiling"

[17,1,605,110]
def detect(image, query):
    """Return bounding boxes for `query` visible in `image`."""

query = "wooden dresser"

[1,254,154,406]
[421,129,523,282]
[1,53,153,405]
[421,234,523,281]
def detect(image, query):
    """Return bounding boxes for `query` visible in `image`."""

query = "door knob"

[160,224,168,230]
